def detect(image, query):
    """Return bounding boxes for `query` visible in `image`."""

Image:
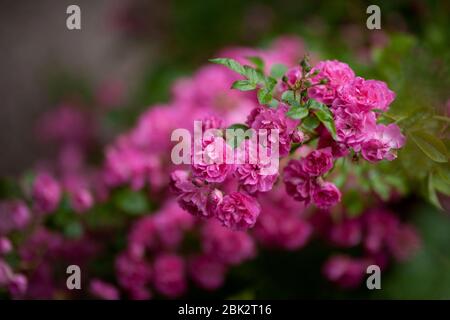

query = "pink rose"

[329,219,362,248]
[285,66,302,87]
[283,160,315,204]
[308,60,355,105]
[0,200,31,234]
[338,77,395,112]
[153,254,186,298]
[332,102,377,150]
[115,252,152,298]
[192,136,235,183]
[170,170,214,218]
[89,279,120,300]
[361,124,406,162]
[0,237,12,255]
[32,173,62,215]
[254,209,312,250]
[202,221,255,265]
[69,188,94,214]
[215,192,261,230]
[312,182,341,209]
[302,148,334,176]
[235,140,279,194]
[246,105,299,156]
[188,255,226,290]
[323,255,369,288]
[153,201,194,250]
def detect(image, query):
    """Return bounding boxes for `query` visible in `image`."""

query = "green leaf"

[286,106,309,120]
[410,131,448,163]
[227,123,249,131]
[114,189,150,215]
[243,66,265,85]
[433,115,450,123]
[308,100,337,139]
[281,90,295,102]
[302,115,320,131]
[281,90,301,108]
[226,124,251,148]
[257,88,272,105]
[64,221,84,239]
[264,77,278,91]
[369,170,390,200]
[436,165,450,184]
[268,99,279,109]
[231,80,256,91]
[209,58,246,75]
[433,168,450,195]
[246,56,264,71]
[343,190,365,217]
[428,173,443,209]
[270,63,288,79]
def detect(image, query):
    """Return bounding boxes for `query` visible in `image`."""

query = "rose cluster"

[170,57,406,231]
[0,37,418,299]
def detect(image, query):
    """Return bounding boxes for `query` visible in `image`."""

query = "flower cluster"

[170,55,405,230]
[315,208,421,288]
[0,37,417,299]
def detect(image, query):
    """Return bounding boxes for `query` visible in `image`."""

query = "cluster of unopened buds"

[171,55,406,231]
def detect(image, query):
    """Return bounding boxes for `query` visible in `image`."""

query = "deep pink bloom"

[69,188,94,214]
[115,253,152,298]
[0,200,31,234]
[201,115,224,130]
[363,209,399,254]
[323,255,368,289]
[254,209,312,250]
[215,192,261,230]
[332,103,377,150]
[290,129,306,144]
[35,104,93,146]
[363,209,420,261]
[188,255,226,290]
[312,182,341,209]
[329,219,362,247]
[302,148,334,176]
[170,170,214,218]
[0,237,12,255]
[317,127,350,158]
[192,135,235,183]
[32,173,62,215]
[202,221,255,265]
[127,216,157,259]
[283,160,315,204]
[285,66,302,87]
[89,279,120,300]
[153,254,186,298]
[153,200,195,250]
[205,188,224,216]
[103,139,161,190]
[246,105,299,156]
[308,60,355,105]
[8,274,28,297]
[235,140,279,194]
[0,259,13,286]
[338,77,395,112]
[361,124,406,162]
[387,225,421,262]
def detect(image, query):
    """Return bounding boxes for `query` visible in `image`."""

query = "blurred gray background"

[0,0,152,175]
